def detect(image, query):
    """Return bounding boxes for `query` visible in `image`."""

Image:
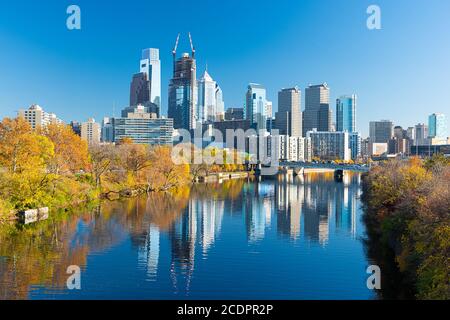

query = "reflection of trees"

[0,188,192,300]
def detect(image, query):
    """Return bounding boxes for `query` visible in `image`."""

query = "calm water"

[0,173,377,300]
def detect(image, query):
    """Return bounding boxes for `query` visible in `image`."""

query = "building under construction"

[168,33,197,130]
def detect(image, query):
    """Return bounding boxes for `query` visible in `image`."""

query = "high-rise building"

[369,120,393,143]
[129,48,161,116]
[275,87,302,137]
[303,83,330,136]
[245,83,268,131]
[428,113,447,139]
[18,104,63,129]
[265,100,273,119]
[215,84,225,121]
[336,95,356,133]
[81,118,101,145]
[414,123,428,146]
[101,117,114,142]
[168,34,197,130]
[112,105,173,145]
[197,69,225,123]
[140,48,161,109]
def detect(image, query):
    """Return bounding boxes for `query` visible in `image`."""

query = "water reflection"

[0,173,372,300]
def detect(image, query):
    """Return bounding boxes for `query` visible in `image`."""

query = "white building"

[81,118,101,145]
[307,130,351,161]
[288,136,311,162]
[197,69,225,124]
[18,104,62,129]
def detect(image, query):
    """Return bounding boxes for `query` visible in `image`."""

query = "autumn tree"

[40,123,89,175]
[89,144,118,188]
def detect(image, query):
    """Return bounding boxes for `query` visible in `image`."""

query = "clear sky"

[0,0,449,137]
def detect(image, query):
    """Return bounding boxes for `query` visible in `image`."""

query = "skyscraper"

[275,87,302,137]
[336,95,356,133]
[303,83,330,135]
[245,83,268,131]
[215,84,225,121]
[130,48,161,115]
[140,48,161,109]
[168,34,197,130]
[414,123,428,146]
[197,69,216,123]
[428,113,447,139]
[369,120,393,143]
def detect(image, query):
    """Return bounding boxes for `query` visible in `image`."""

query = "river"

[0,172,377,300]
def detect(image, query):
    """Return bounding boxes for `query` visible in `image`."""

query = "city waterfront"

[0,173,377,300]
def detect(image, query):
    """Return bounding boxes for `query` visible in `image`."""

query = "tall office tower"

[275,87,302,137]
[369,120,394,143]
[414,123,428,145]
[318,103,332,132]
[215,84,225,121]
[245,83,268,131]
[129,48,161,116]
[168,33,197,130]
[81,118,101,145]
[18,104,63,129]
[406,127,415,141]
[197,69,217,123]
[101,117,114,142]
[428,113,447,139]
[140,48,161,109]
[336,95,357,132]
[130,72,151,106]
[303,83,330,136]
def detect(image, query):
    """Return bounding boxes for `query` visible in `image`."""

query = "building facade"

[428,113,447,140]
[168,46,197,130]
[369,120,393,143]
[81,118,101,145]
[18,104,62,129]
[245,83,268,132]
[275,87,302,137]
[140,48,161,109]
[336,95,356,132]
[112,105,173,145]
[307,130,351,161]
[303,83,330,136]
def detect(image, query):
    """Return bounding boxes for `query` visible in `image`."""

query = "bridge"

[279,161,370,173]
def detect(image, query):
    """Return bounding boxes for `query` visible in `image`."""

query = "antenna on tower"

[188,32,195,58]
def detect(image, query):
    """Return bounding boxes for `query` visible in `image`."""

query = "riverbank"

[361,155,449,300]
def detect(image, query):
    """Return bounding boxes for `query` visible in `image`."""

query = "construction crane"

[188,32,195,58]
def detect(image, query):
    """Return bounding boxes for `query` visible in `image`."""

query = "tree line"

[362,155,449,300]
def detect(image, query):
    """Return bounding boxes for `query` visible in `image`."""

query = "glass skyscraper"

[336,95,356,132]
[168,53,197,130]
[245,83,268,131]
[303,83,331,136]
[140,48,161,110]
[428,113,447,139]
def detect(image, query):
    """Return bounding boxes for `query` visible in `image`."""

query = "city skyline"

[1,1,450,137]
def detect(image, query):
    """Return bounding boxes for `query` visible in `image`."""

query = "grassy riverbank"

[361,155,449,300]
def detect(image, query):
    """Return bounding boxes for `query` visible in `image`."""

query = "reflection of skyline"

[0,173,363,299]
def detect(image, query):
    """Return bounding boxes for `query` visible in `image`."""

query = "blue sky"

[0,0,449,137]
